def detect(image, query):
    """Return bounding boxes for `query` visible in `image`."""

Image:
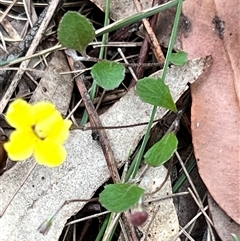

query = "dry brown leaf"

[182,0,240,224]
[90,0,151,20]
[208,194,240,241]
[30,51,73,116]
[0,58,210,241]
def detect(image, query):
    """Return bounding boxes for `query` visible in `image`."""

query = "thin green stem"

[172,158,196,193]
[231,234,240,241]
[95,213,110,241]
[102,212,120,241]
[129,0,183,179]
[162,0,183,79]
[95,0,179,37]
[80,0,111,125]
[130,105,156,179]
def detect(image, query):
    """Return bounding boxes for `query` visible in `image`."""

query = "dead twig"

[130,0,164,88]
[66,52,141,241]
[132,0,165,64]
[66,53,121,184]
[0,0,63,113]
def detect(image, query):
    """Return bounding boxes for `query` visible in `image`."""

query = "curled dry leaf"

[208,194,240,241]
[182,0,240,224]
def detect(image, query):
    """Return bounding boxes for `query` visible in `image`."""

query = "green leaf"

[91,61,125,90]
[58,11,95,53]
[99,183,144,212]
[169,51,188,66]
[144,132,178,167]
[136,77,177,112]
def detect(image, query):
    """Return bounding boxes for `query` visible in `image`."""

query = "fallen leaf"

[208,194,240,241]
[182,0,240,224]
[0,57,210,241]
[90,0,152,21]
[30,51,73,116]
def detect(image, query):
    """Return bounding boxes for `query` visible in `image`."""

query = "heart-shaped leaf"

[99,183,144,212]
[169,51,188,66]
[136,77,177,112]
[91,61,125,90]
[144,132,178,167]
[58,11,95,53]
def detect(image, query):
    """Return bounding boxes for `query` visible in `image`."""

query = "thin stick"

[175,151,215,237]
[143,205,161,241]
[180,227,195,241]
[102,213,122,241]
[67,56,121,183]
[129,0,161,89]
[66,53,140,241]
[132,0,165,64]
[65,49,163,68]
[66,99,83,120]
[0,0,61,113]
[0,0,18,23]
[65,211,110,226]
[118,48,138,82]
[144,192,189,203]
[187,188,213,226]
[172,206,209,241]
[184,192,207,241]
[119,218,131,241]
[0,162,37,217]
[0,67,45,73]
[71,117,163,131]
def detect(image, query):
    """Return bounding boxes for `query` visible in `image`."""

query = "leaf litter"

[182,0,240,232]
[0,0,216,240]
[0,56,211,241]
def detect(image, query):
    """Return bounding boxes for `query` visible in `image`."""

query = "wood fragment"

[0,0,62,113]
[0,6,49,98]
[132,0,165,64]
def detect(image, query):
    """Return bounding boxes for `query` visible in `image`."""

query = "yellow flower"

[4,99,72,167]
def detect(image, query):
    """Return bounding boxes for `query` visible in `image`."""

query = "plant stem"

[130,0,183,179]
[80,0,111,125]
[95,0,179,37]
[95,213,110,241]
[172,158,196,193]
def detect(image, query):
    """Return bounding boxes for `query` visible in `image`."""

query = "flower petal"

[33,101,56,124]
[4,129,36,161]
[47,119,72,144]
[58,119,72,143]
[34,111,63,139]
[34,140,67,167]
[5,99,35,129]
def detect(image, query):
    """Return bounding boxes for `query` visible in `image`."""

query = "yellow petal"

[47,119,72,144]
[33,101,56,124]
[34,140,67,167]
[5,99,35,129]
[34,111,63,139]
[4,129,36,161]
